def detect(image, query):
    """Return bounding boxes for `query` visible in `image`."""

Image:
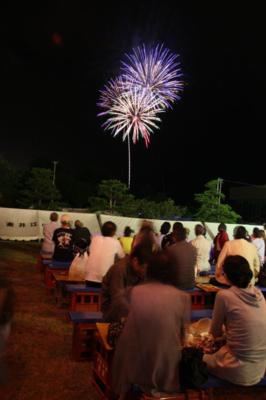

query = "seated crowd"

[40,215,266,397]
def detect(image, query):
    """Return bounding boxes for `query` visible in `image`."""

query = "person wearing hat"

[52,214,74,262]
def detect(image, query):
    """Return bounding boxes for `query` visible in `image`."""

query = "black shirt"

[73,226,91,245]
[52,227,74,262]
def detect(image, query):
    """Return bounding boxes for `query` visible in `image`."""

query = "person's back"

[73,220,91,244]
[166,227,197,289]
[167,241,196,289]
[191,224,212,275]
[213,223,229,263]
[119,226,134,255]
[52,214,74,262]
[216,286,266,361]
[41,212,59,257]
[132,220,158,253]
[119,236,133,255]
[157,221,171,248]
[205,255,266,386]
[101,257,142,321]
[216,233,260,285]
[161,222,184,249]
[84,221,125,284]
[252,227,265,267]
[101,245,151,322]
[112,252,191,397]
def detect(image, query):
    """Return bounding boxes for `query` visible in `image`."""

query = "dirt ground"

[1,241,266,400]
[0,241,99,400]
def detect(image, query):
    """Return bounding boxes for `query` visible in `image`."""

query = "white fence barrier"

[0,207,262,242]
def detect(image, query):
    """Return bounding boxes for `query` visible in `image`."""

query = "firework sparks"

[97,43,183,188]
[97,77,125,111]
[101,87,164,147]
[121,43,183,108]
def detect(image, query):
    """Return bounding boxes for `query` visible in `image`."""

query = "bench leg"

[72,323,97,361]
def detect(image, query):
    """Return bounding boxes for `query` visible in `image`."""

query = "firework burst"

[97,77,125,111]
[121,43,183,108]
[97,43,183,188]
[101,87,164,147]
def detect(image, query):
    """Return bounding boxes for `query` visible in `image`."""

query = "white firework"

[102,87,164,147]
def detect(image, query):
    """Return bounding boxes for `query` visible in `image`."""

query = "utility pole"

[52,161,58,186]
[217,177,223,205]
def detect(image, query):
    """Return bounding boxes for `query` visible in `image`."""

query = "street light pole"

[217,177,223,204]
[52,161,58,186]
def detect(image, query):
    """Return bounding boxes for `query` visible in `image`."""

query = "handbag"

[107,318,126,347]
[179,347,208,389]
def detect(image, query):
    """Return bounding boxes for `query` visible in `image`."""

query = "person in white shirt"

[215,226,260,285]
[84,221,125,285]
[190,224,212,276]
[40,212,59,258]
[252,227,265,267]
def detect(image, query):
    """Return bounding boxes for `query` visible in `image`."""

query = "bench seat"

[201,373,266,388]
[191,308,212,321]
[66,285,101,312]
[69,311,103,323]
[184,287,207,309]
[69,311,103,361]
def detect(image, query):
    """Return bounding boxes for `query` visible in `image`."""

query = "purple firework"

[121,43,183,108]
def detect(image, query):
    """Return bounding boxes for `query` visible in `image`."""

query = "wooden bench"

[91,323,210,400]
[141,374,266,400]
[195,283,220,308]
[52,272,85,306]
[185,288,206,309]
[36,255,52,273]
[65,284,101,312]
[195,284,219,293]
[91,317,266,400]
[141,396,184,399]
[69,311,103,361]
[200,374,266,399]
[191,309,212,321]
[92,322,114,399]
[44,261,71,292]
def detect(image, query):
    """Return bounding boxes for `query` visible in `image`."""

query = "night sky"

[2,2,266,207]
